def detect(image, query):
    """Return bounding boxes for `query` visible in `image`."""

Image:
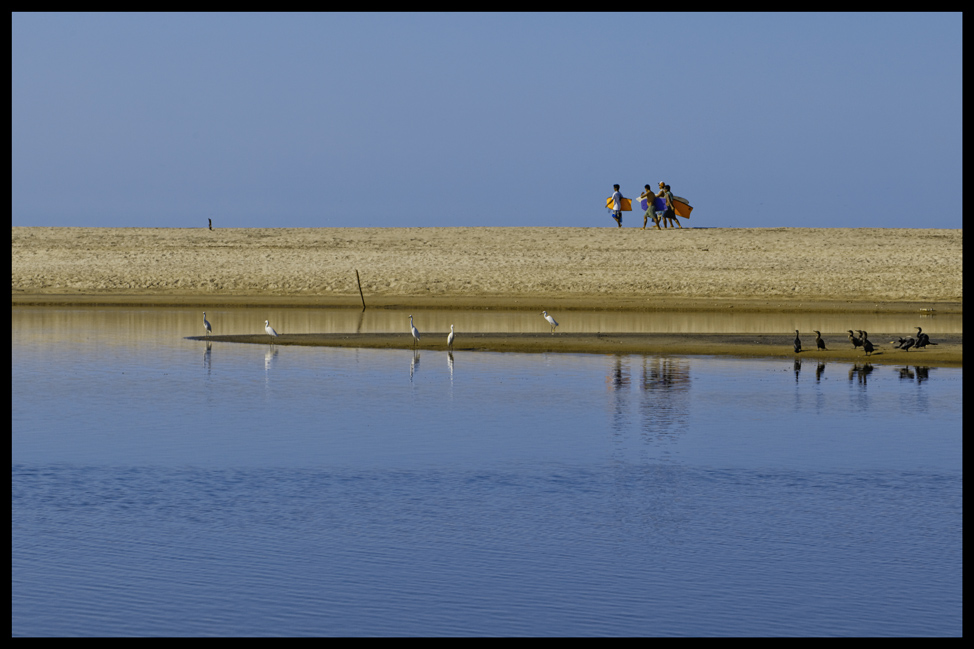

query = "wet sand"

[188,332,962,368]
[13,226,962,364]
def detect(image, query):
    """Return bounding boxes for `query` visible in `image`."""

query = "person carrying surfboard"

[657,182,683,229]
[610,184,624,227]
[640,184,661,230]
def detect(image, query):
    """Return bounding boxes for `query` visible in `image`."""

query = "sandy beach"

[11,227,963,310]
[12,227,962,365]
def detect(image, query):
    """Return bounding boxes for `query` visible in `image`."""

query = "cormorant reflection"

[792,359,828,382]
[894,365,934,385]
[849,363,873,385]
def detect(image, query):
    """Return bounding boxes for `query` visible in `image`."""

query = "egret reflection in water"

[203,341,212,375]
[265,346,278,373]
[409,350,420,382]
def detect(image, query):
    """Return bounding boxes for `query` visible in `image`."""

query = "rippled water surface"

[12,308,962,636]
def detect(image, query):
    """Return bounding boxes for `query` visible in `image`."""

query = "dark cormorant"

[847,330,863,348]
[814,330,827,350]
[861,331,875,356]
[891,337,914,351]
[794,330,802,354]
[914,326,937,348]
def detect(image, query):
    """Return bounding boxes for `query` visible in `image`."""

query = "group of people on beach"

[609,182,682,229]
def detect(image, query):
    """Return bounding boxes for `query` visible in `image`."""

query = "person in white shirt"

[610,184,623,228]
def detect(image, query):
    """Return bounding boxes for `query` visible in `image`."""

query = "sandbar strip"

[187,332,962,367]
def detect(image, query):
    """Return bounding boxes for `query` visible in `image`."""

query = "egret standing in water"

[447,324,455,351]
[265,320,278,337]
[542,311,559,334]
[409,315,421,348]
[203,312,212,336]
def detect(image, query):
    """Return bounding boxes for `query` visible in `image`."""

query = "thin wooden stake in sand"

[355,269,366,311]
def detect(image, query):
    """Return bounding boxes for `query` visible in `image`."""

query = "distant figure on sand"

[610,184,624,228]
[640,184,661,230]
[658,183,682,229]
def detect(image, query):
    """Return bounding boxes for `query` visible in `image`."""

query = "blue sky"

[12,12,962,229]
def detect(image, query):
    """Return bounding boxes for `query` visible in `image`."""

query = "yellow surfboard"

[606,197,632,211]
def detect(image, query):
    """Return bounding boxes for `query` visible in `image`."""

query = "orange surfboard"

[605,196,632,211]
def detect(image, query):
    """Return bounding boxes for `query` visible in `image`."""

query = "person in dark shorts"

[657,182,683,229]
[640,184,661,230]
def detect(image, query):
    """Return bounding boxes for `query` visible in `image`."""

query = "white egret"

[409,315,421,347]
[265,320,279,337]
[203,312,212,336]
[541,310,559,334]
[447,324,455,351]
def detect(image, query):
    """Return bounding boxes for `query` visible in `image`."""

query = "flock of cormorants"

[794,327,937,355]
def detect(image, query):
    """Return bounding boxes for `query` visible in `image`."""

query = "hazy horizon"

[13,13,961,230]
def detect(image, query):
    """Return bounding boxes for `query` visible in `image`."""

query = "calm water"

[12,308,962,636]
